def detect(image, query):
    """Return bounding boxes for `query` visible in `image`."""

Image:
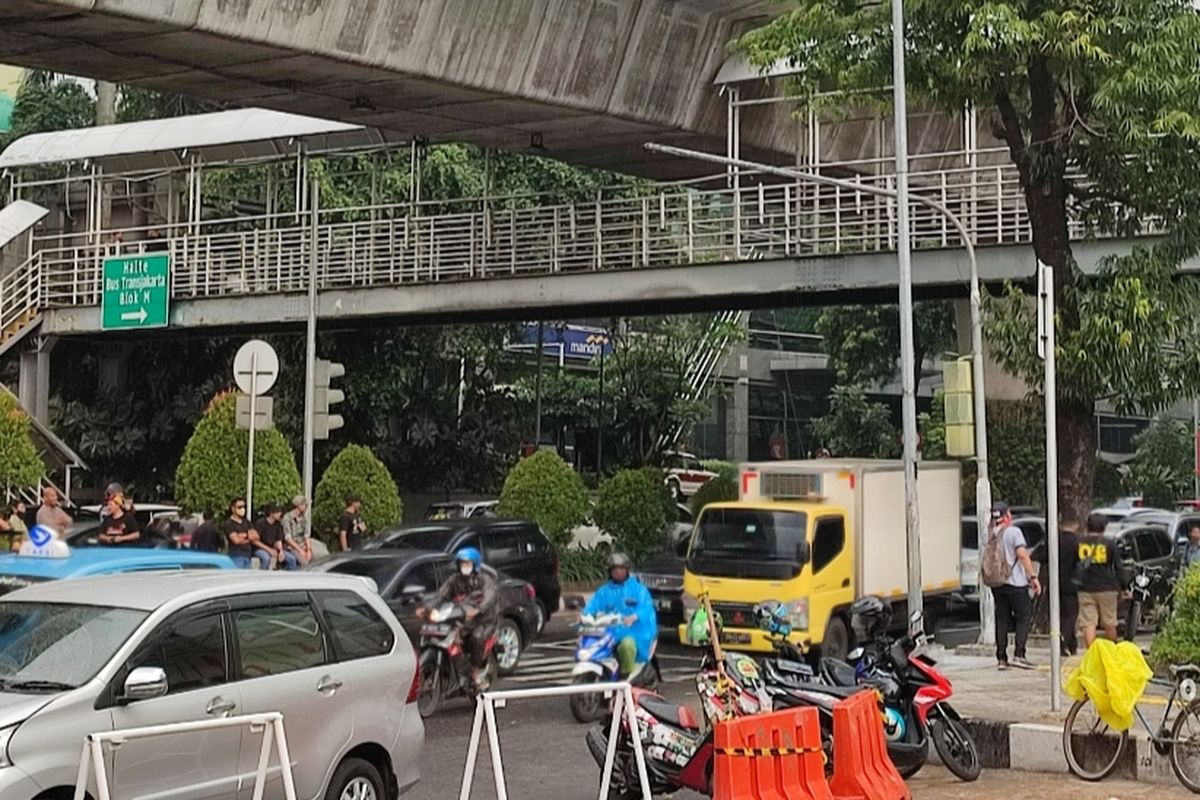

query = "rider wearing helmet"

[582,553,657,678]
[434,546,498,688]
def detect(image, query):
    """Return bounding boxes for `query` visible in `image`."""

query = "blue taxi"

[0,545,234,597]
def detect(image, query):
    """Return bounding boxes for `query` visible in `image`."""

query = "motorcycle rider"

[429,547,498,689]
[583,553,657,679]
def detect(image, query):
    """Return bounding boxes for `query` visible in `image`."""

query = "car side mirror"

[122,666,168,703]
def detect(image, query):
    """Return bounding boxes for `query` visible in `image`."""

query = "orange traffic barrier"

[713,705,832,800]
[829,690,911,800]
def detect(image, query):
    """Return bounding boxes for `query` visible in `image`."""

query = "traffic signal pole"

[303,179,319,538]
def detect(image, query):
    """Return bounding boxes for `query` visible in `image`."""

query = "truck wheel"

[821,616,851,662]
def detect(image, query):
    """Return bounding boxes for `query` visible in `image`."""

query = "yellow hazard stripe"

[716,746,823,757]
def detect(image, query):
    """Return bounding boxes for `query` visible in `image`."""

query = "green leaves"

[808,385,901,459]
[1118,417,1193,509]
[496,450,589,548]
[0,392,44,492]
[593,469,670,563]
[313,444,402,541]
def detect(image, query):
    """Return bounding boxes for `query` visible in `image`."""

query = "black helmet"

[608,552,632,570]
[850,595,892,640]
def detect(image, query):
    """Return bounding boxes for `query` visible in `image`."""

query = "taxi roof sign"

[18,524,70,558]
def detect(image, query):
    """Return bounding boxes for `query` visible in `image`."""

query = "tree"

[1119,417,1192,509]
[593,469,669,562]
[496,450,589,548]
[740,1,1200,523]
[174,392,301,515]
[0,391,44,492]
[816,302,956,390]
[314,444,402,541]
[808,386,900,458]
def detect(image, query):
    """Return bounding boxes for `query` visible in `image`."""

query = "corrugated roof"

[0,108,398,173]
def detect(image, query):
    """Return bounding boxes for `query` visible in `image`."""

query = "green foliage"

[1093,460,1125,506]
[313,444,402,541]
[918,391,948,461]
[691,473,739,516]
[987,401,1047,508]
[1119,417,1192,509]
[174,392,301,515]
[701,460,738,480]
[809,386,900,459]
[1,72,93,149]
[638,466,677,523]
[559,543,613,586]
[0,392,44,491]
[816,303,956,388]
[497,450,589,547]
[1151,563,1200,668]
[594,469,669,562]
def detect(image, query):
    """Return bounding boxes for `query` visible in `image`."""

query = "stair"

[656,310,747,453]
[1,307,36,345]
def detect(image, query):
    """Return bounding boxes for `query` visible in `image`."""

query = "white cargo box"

[740,460,962,601]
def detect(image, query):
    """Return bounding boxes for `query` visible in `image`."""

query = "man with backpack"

[1076,512,1128,647]
[982,501,1042,670]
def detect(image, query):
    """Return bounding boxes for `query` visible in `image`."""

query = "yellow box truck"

[679,459,962,660]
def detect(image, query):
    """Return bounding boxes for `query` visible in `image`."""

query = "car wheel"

[534,600,548,634]
[668,480,683,503]
[495,618,524,675]
[326,757,385,800]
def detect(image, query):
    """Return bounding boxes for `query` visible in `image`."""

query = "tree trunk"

[1057,401,1097,524]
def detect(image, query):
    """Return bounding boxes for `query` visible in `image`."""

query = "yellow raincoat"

[1064,639,1153,732]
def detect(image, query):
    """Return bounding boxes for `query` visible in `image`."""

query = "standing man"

[97,494,142,546]
[190,510,222,553]
[1182,523,1200,571]
[282,495,313,565]
[35,486,73,537]
[338,494,366,552]
[225,498,269,569]
[1058,516,1082,657]
[991,502,1041,671]
[1077,512,1128,647]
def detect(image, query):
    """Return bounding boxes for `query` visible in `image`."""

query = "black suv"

[368,519,561,630]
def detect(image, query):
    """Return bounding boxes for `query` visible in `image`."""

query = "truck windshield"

[689,508,809,580]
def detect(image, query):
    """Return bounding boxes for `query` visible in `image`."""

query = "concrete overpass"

[0,0,969,177]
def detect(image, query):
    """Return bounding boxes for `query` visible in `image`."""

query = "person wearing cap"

[1077,512,1128,646]
[991,501,1041,670]
[337,494,366,552]
[99,482,123,522]
[582,553,657,678]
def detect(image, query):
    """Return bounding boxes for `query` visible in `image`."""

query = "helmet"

[608,552,632,571]
[850,595,892,640]
[454,547,483,568]
[753,600,791,637]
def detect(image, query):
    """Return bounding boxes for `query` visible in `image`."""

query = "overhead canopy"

[0,108,407,174]
[0,201,48,250]
[713,54,802,85]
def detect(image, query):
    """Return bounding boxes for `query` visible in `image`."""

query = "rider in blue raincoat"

[584,552,657,677]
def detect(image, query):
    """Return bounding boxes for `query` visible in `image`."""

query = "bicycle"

[1064,663,1200,792]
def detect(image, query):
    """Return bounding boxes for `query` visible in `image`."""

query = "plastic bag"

[1064,639,1152,732]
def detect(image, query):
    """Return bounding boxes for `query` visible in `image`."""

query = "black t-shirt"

[1077,534,1126,592]
[101,513,141,546]
[225,517,253,557]
[255,517,284,548]
[191,522,222,553]
[338,511,364,551]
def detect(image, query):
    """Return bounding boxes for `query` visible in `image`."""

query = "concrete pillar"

[17,347,36,413]
[724,347,750,463]
[98,344,132,393]
[18,337,56,425]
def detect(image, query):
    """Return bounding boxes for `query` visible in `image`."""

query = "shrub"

[639,466,677,523]
[560,543,612,585]
[1151,564,1200,667]
[0,391,43,491]
[314,444,402,541]
[497,450,589,547]
[175,392,300,515]
[691,473,739,516]
[594,469,669,561]
[702,460,738,481]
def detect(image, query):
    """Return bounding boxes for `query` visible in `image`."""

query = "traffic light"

[313,358,345,440]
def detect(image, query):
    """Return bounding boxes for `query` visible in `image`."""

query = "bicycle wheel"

[1170,701,1200,792]
[1063,696,1128,781]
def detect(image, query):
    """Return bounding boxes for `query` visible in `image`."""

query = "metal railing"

[5,158,1155,321]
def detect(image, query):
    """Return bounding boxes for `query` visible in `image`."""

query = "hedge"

[496,450,588,548]
[594,469,669,562]
[691,472,739,515]
[314,444,402,541]
[1152,564,1200,667]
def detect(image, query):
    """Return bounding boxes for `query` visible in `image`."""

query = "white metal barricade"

[458,682,653,800]
[72,712,298,800]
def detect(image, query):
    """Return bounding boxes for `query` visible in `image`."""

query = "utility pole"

[891,0,924,624]
[302,179,319,538]
[534,321,545,447]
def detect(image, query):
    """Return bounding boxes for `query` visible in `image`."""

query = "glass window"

[811,517,846,574]
[396,562,440,596]
[1135,530,1167,561]
[0,602,148,690]
[132,612,226,694]
[316,592,394,660]
[484,530,523,564]
[961,520,979,550]
[234,604,325,678]
[326,558,403,590]
[381,526,456,551]
[692,508,808,563]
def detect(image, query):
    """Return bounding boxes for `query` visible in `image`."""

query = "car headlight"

[788,598,809,631]
[0,724,16,768]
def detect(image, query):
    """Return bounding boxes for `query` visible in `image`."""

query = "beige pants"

[1078,591,1118,629]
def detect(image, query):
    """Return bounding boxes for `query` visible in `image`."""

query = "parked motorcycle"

[1125,563,1173,641]
[571,612,661,723]
[416,600,497,719]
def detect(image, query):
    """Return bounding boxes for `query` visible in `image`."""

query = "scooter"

[570,612,661,723]
[415,601,497,719]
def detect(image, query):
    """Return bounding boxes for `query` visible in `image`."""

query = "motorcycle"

[1124,563,1173,641]
[570,612,661,723]
[415,601,497,719]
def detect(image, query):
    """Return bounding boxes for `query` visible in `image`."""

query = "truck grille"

[711,602,757,629]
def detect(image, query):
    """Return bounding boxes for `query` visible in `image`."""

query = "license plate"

[655,598,673,611]
[721,632,751,645]
[421,624,451,636]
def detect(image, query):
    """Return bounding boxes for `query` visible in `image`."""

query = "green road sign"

[101,253,170,331]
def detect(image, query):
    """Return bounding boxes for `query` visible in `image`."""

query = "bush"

[691,473,738,516]
[314,444,402,541]
[175,392,301,515]
[594,469,669,561]
[1151,564,1200,667]
[1120,417,1192,509]
[560,543,612,585]
[497,450,589,547]
[0,391,43,491]
[702,460,738,481]
[639,466,677,523]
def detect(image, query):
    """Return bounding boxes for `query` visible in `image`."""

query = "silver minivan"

[0,571,423,800]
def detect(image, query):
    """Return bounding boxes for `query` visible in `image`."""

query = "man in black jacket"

[428,547,497,689]
[1077,513,1129,647]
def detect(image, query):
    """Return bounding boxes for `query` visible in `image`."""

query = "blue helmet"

[455,547,483,568]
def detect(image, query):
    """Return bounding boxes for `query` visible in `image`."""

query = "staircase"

[0,252,42,357]
[656,309,747,453]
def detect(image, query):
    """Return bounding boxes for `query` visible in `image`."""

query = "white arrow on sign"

[120,308,148,324]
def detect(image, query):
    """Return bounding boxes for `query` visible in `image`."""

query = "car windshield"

[383,527,456,551]
[324,559,403,587]
[689,508,808,580]
[0,602,148,691]
[425,505,465,520]
[681,457,702,471]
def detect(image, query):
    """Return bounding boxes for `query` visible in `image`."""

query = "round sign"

[233,339,279,395]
